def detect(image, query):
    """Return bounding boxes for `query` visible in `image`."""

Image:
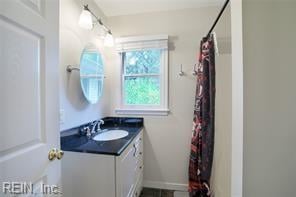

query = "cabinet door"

[62,152,116,197]
[116,143,137,197]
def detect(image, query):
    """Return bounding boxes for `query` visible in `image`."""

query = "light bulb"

[78,10,93,30]
[104,32,114,47]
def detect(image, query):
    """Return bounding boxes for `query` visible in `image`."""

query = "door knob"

[56,150,64,160]
[48,148,64,161]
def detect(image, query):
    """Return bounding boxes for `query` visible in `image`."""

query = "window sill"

[115,108,170,116]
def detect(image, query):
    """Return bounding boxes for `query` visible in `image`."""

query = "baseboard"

[143,180,188,191]
[231,195,242,197]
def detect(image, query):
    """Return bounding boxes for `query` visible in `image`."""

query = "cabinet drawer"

[134,131,143,147]
[133,167,143,197]
[135,148,143,170]
[133,131,143,163]
[134,142,143,159]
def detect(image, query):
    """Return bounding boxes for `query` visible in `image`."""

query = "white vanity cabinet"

[62,129,143,197]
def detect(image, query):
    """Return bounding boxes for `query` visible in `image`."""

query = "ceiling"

[94,0,224,17]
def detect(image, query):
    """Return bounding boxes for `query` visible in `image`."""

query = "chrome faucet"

[97,119,104,132]
[83,126,91,139]
[90,119,105,134]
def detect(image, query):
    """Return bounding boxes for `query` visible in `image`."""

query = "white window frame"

[115,35,169,116]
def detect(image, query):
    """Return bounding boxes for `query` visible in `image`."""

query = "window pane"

[124,49,161,74]
[124,76,160,105]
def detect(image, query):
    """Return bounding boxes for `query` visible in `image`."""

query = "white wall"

[242,1,296,196]
[105,7,232,195]
[230,1,244,196]
[59,0,110,131]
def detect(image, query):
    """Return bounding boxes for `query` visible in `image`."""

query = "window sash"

[123,73,160,77]
[116,35,169,115]
[121,51,164,109]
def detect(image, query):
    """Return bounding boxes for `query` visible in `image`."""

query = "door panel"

[20,0,45,17]
[0,0,60,195]
[0,17,45,154]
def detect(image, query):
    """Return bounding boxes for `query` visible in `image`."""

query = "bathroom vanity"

[61,117,143,197]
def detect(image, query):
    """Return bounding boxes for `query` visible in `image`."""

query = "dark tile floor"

[140,188,174,197]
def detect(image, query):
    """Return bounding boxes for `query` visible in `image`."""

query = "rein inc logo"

[2,182,62,195]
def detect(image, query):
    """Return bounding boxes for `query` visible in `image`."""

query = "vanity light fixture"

[104,30,114,47]
[78,5,114,47]
[78,7,93,29]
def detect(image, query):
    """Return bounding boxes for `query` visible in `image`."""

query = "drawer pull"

[139,166,142,169]
[139,152,142,155]
[133,144,137,157]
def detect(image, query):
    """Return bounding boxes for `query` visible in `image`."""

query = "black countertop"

[60,117,143,156]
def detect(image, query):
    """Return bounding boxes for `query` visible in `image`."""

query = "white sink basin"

[93,130,129,141]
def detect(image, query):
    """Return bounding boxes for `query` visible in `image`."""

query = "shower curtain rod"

[206,0,230,39]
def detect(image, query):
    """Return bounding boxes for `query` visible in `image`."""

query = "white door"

[0,0,60,196]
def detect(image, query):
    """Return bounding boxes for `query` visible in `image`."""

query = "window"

[116,35,169,115]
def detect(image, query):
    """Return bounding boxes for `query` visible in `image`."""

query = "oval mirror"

[80,44,104,104]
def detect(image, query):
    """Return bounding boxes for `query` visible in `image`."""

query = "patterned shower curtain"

[189,35,216,197]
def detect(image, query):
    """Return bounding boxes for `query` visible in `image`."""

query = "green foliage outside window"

[123,49,162,105]
[124,77,160,105]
